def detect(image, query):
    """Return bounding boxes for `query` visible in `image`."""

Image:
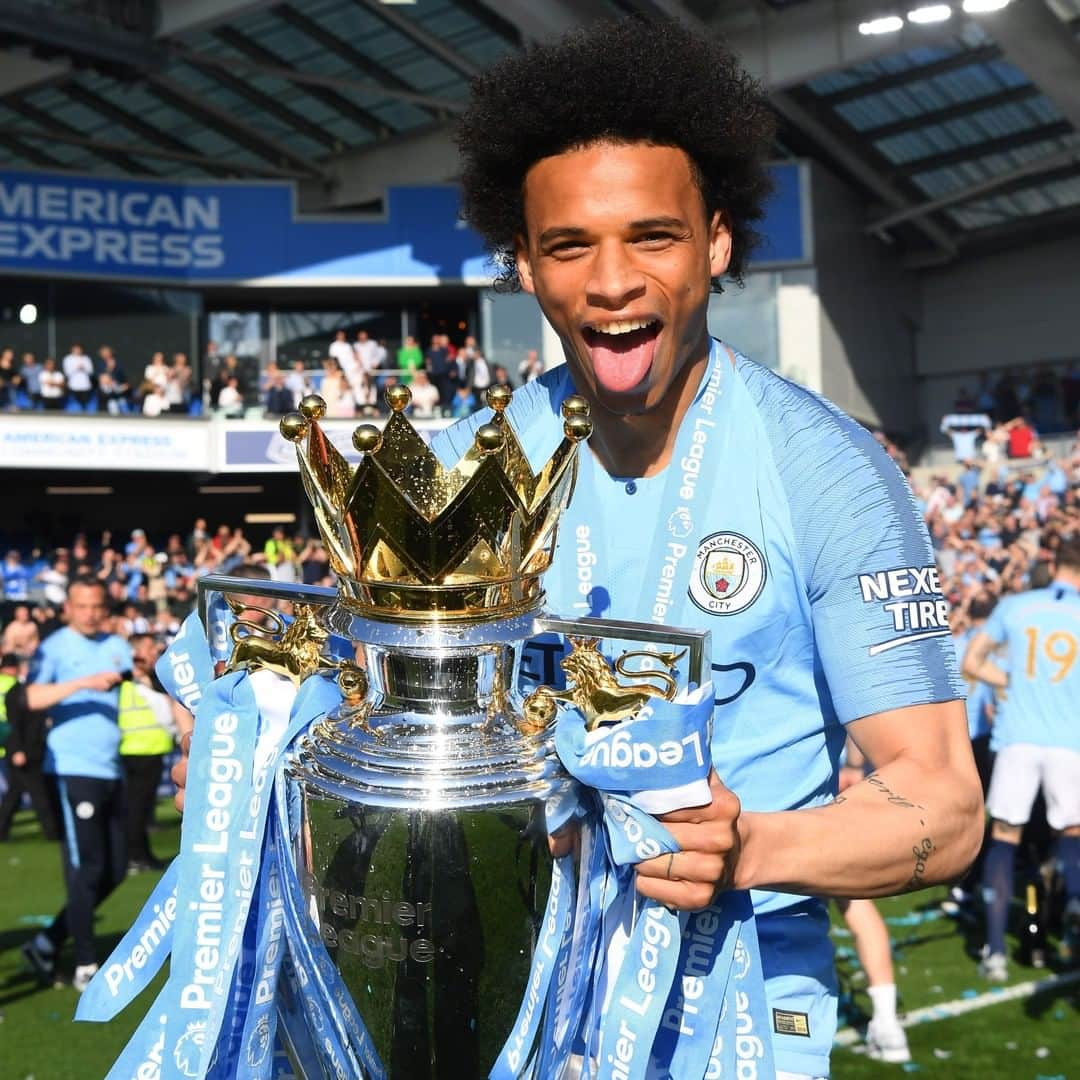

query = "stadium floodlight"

[858,14,905,33]
[961,0,1010,11]
[18,303,37,324]
[908,4,953,22]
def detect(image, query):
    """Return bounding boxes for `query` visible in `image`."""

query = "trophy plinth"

[284,606,566,1077]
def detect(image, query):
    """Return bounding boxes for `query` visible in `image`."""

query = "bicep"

[847,699,970,774]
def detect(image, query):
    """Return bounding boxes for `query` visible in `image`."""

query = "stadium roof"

[0,0,1077,266]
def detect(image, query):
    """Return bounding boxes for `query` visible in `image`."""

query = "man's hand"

[11,751,27,768]
[81,670,123,692]
[635,771,742,910]
[172,731,192,812]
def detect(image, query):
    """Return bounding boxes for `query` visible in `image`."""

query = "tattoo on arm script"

[905,836,935,891]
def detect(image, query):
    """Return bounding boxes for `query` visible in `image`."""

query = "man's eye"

[637,232,673,244]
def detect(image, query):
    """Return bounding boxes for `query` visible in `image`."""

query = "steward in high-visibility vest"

[117,680,174,757]
[0,667,17,758]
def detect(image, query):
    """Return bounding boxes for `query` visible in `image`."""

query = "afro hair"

[456,17,777,292]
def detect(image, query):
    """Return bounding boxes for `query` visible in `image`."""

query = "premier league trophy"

[80,380,735,1079]
[273,384,592,1076]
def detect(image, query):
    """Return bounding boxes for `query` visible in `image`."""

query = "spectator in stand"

[21,352,42,409]
[264,370,294,416]
[450,383,477,419]
[142,380,170,417]
[328,329,358,388]
[518,348,543,383]
[167,352,193,414]
[2,604,40,660]
[297,537,331,586]
[408,369,440,417]
[4,550,31,603]
[39,356,66,410]
[208,352,242,407]
[263,526,297,583]
[319,356,354,418]
[37,555,69,607]
[143,352,170,396]
[0,347,19,410]
[62,344,95,411]
[96,347,130,415]
[426,333,455,413]
[0,654,59,843]
[217,375,245,418]
[285,359,312,406]
[940,410,992,462]
[1006,415,1042,459]
[492,364,512,388]
[354,329,380,404]
[397,334,423,383]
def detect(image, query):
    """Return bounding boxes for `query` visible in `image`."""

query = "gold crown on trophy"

[279,384,592,621]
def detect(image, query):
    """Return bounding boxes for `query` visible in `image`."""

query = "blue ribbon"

[495,691,776,1080]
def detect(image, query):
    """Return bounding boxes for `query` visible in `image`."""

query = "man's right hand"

[81,670,123,692]
[11,751,26,768]
[172,731,192,812]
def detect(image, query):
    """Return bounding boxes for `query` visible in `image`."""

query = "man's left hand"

[634,770,742,910]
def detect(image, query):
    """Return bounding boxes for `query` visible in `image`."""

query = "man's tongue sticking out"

[585,324,660,395]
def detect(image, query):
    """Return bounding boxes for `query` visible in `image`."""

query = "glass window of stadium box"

[0,281,49,395]
[52,280,200,384]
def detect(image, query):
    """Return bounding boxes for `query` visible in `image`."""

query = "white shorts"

[986,743,1080,831]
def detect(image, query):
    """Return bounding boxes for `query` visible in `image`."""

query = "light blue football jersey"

[982,582,1080,751]
[953,628,994,740]
[31,626,133,780]
[434,340,963,1076]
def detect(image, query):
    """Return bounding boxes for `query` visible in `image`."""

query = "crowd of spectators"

[0,344,199,416]
[871,427,1080,640]
[0,331,526,421]
[1,520,334,657]
[294,330,513,421]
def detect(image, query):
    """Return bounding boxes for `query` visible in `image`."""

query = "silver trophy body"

[283,605,569,1078]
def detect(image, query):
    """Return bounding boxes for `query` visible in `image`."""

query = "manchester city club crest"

[689,532,767,615]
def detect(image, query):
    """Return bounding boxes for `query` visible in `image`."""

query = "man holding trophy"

[90,16,982,1080]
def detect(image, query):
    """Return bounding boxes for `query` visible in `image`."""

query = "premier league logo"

[172,1020,207,1078]
[246,1014,272,1068]
[689,532,767,616]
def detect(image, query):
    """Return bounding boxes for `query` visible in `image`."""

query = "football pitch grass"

[0,804,1076,1079]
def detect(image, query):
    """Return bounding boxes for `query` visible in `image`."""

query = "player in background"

[945,596,998,914]
[836,742,911,1064]
[21,578,131,991]
[963,534,1080,978]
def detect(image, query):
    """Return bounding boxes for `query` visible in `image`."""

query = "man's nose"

[585,241,645,310]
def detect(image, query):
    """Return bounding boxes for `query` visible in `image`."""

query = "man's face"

[133,637,161,670]
[65,583,107,636]
[515,142,730,416]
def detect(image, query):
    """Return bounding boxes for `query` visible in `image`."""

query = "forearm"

[735,754,982,898]
[962,656,1008,689]
[26,678,85,711]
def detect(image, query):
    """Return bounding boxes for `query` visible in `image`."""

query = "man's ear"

[708,211,733,280]
[514,234,536,295]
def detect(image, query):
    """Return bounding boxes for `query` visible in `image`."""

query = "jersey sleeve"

[28,637,57,685]
[981,601,1009,646]
[741,359,965,724]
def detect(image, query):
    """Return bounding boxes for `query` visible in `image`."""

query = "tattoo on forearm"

[864,773,924,811]
[905,836,935,891]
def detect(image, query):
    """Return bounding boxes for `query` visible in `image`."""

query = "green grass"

[831,891,1079,1079]
[0,801,181,1080]
[1,806,1076,1079]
